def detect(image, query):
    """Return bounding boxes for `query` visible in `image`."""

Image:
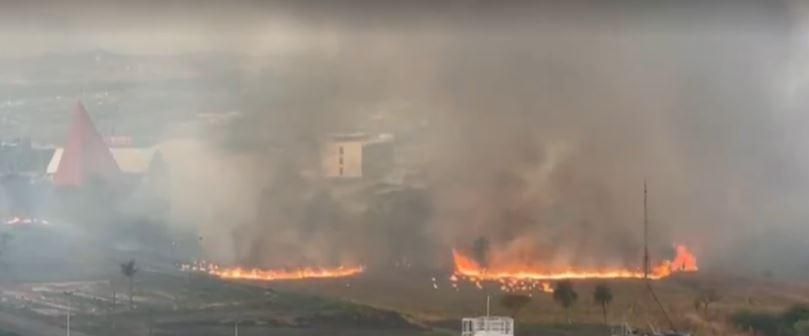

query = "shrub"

[731,305,809,336]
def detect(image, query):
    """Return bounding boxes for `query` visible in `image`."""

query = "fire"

[452,244,698,284]
[670,244,698,272]
[448,271,555,293]
[182,261,365,281]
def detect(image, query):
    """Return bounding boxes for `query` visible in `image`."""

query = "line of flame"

[184,262,365,281]
[452,244,698,281]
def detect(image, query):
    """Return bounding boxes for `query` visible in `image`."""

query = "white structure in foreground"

[462,316,515,336]
[461,297,514,336]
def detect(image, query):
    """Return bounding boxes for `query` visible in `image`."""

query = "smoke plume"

[6,1,809,277]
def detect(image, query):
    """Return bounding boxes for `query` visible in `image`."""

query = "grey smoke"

[5,1,809,276]
[173,1,809,276]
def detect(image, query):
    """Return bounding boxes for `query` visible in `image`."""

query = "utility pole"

[64,290,73,336]
[234,320,240,336]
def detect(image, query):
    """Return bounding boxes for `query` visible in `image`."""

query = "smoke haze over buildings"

[3,1,809,277]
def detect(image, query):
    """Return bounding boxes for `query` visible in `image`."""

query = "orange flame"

[670,244,699,272]
[452,244,698,283]
[183,261,364,281]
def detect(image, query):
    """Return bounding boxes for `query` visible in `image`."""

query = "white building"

[321,138,364,178]
[47,147,160,176]
[462,316,515,336]
[321,133,394,179]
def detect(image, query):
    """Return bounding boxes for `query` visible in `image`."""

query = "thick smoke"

[8,1,809,276]
[174,3,809,276]
[161,2,809,275]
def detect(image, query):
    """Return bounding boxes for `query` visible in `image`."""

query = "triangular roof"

[53,101,121,187]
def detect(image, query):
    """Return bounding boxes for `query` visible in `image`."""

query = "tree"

[782,305,809,330]
[500,294,531,319]
[731,304,809,336]
[731,310,780,336]
[553,280,578,324]
[120,260,137,309]
[593,283,613,325]
[794,319,809,336]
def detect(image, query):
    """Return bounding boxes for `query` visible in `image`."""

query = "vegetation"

[499,294,532,319]
[553,280,578,324]
[592,283,613,324]
[695,287,721,313]
[120,259,137,309]
[794,320,809,336]
[731,304,809,336]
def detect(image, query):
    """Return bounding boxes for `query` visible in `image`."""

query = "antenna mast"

[643,181,649,280]
[642,181,678,331]
[486,295,491,317]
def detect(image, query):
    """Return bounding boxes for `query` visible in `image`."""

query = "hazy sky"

[0,1,799,57]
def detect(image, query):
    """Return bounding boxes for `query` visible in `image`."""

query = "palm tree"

[500,294,531,319]
[120,260,137,309]
[593,283,613,324]
[553,280,578,324]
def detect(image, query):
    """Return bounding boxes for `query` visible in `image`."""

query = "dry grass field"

[266,269,809,335]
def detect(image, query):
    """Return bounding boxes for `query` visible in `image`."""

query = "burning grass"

[450,244,698,290]
[182,261,365,281]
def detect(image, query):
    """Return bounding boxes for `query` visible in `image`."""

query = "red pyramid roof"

[53,101,121,187]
